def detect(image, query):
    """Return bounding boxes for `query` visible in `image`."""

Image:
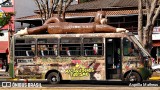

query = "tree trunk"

[58,0,63,17]
[138,0,143,44]
[144,25,153,53]
[143,0,160,53]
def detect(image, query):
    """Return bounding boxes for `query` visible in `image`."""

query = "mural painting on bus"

[14,57,53,79]
[15,57,105,80]
[58,58,105,80]
[122,56,144,73]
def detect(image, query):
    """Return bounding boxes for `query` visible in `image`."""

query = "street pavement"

[0,71,160,90]
[0,80,160,90]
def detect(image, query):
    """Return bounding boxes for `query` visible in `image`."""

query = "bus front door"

[105,38,121,80]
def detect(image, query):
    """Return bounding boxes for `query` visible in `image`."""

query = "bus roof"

[13,32,133,39]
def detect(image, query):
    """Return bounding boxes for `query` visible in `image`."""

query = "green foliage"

[0,13,12,28]
[0,12,14,36]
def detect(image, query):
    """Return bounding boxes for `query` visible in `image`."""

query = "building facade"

[0,0,14,68]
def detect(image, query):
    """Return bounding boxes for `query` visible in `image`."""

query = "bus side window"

[66,47,71,56]
[60,38,81,56]
[26,44,35,56]
[51,44,58,56]
[123,38,138,56]
[60,45,71,56]
[15,39,35,57]
[37,39,51,56]
[93,44,98,55]
[84,44,94,55]
[37,38,58,56]
[83,38,103,56]
[38,44,49,56]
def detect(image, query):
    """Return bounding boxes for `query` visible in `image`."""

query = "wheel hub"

[129,76,136,81]
[51,76,57,82]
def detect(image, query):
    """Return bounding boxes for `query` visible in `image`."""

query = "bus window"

[123,38,138,56]
[37,38,58,56]
[52,44,58,56]
[15,39,35,56]
[60,38,81,56]
[83,38,103,56]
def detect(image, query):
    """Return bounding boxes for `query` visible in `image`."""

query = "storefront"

[152,40,160,63]
[149,30,160,64]
[0,1,14,70]
[0,41,8,69]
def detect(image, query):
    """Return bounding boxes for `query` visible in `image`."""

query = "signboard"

[153,27,160,33]
[0,30,8,41]
[0,9,5,18]
[135,34,160,40]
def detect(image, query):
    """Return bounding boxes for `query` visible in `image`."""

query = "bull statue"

[16,11,128,35]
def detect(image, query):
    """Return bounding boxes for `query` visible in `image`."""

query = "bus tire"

[125,72,141,82]
[47,72,61,84]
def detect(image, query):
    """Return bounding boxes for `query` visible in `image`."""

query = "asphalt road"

[0,80,160,90]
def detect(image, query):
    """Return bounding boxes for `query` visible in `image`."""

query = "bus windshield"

[130,35,151,57]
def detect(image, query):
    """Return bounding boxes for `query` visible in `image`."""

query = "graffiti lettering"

[65,68,94,77]
[71,72,89,77]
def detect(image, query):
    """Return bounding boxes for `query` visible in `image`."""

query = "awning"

[153,40,160,47]
[0,41,8,53]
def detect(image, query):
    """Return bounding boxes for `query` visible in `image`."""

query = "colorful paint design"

[65,63,94,77]
[57,59,105,80]
[13,55,151,80]
[14,57,105,80]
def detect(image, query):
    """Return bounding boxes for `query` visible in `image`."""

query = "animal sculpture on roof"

[16,11,128,35]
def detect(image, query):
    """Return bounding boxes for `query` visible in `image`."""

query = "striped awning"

[0,41,8,53]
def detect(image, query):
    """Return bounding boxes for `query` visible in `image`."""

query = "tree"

[34,0,73,24]
[0,12,13,28]
[0,12,14,36]
[0,0,14,36]
[138,0,160,52]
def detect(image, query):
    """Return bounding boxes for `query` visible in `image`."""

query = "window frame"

[123,38,138,56]
[37,38,59,57]
[82,37,104,57]
[60,37,81,57]
[14,38,36,57]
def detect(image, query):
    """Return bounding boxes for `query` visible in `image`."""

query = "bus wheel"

[47,72,61,84]
[126,72,141,82]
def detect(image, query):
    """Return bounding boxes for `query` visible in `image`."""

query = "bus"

[4,32,152,84]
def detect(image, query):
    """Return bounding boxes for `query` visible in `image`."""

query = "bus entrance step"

[107,69,120,74]
[0,72,9,77]
[109,74,121,79]
[107,79,122,81]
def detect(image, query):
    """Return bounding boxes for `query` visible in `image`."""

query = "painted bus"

[2,32,152,84]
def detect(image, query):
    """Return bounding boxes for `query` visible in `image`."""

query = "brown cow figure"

[16,11,128,35]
